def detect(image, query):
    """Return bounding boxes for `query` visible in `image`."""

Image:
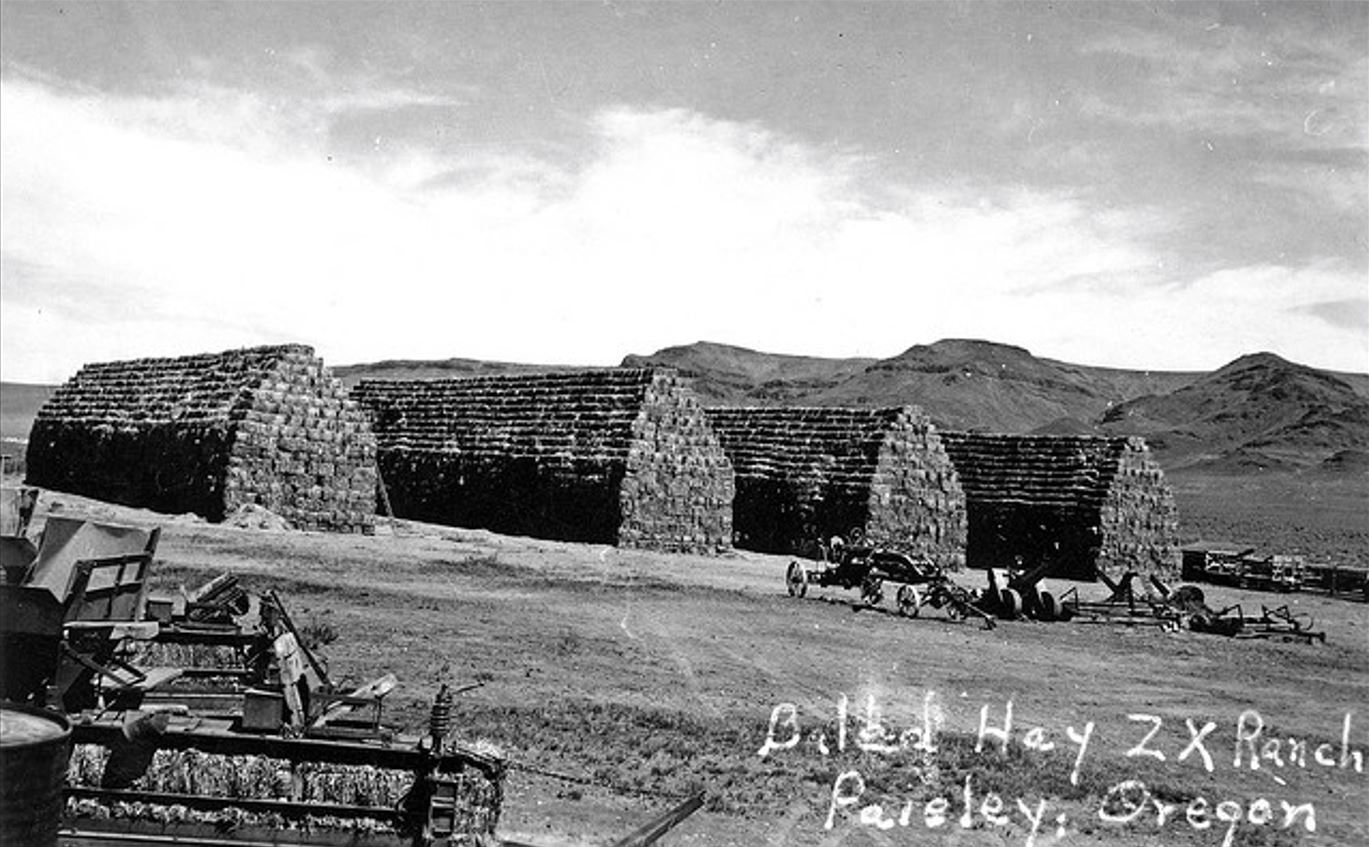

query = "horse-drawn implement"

[784,538,995,628]
[779,529,1330,647]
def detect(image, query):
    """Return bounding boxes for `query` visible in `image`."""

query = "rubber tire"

[786,561,808,598]
[897,584,922,618]
[999,588,1022,620]
[1037,591,1060,622]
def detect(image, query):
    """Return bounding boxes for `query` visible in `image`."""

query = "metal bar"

[609,793,705,847]
[265,591,332,689]
[71,719,500,774]
[62,823,408,847]
[66,786,402,823]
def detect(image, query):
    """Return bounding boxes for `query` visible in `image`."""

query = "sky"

[1,1,1365,383]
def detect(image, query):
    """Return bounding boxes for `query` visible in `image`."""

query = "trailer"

[1301,562,1369,602]
[1181,545,1307,592]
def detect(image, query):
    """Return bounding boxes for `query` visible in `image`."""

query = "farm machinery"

[1181,545,1307,592]
[1051,568,1327,643]
[1182,543,1369,603]
[2,510,700,846]
[780,528,1328,646]
[785,537,996,628]
[1149,577,1326,643]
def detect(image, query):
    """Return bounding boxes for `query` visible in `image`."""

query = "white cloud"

[2,73,1365,383]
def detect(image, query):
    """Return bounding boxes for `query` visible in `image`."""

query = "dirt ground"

[10,475,1368,847]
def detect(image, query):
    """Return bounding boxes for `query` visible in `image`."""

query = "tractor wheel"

[896,585,922,618]
[998,589,1022,620]
[861,576,884,608]
[786,561,808,598]
[1038,591,1060,622]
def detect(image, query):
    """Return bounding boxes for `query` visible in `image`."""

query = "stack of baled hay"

[66,744,504,839]
[26,345,376,533]
[705,406,967,566]
[352,369,734,553]
[938,433,1179,579]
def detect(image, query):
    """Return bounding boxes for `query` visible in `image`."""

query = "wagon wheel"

[786,561,808,598]
[896,584,922,617]
[861,575,884,608]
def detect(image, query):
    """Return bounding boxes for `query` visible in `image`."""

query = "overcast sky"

[1,1,1365,382]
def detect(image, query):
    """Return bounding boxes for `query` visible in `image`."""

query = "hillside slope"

[1097,352,1369,472]
[620,341,875,405]
[625,338,1201,431]
[809,339,1200,431]
[331,358,583,388]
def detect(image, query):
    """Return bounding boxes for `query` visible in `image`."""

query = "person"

[827,534,845,563]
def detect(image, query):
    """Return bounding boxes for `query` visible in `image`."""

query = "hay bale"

[25,345,376,533]
[939,433,1179,579]
[705,406,967,566]
[353,369,733,553]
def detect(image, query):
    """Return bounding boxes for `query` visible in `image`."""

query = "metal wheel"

[860,576,884,608]
[896,584,922,617]
[786,561,808,598]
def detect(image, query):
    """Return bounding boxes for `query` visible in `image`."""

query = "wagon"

[785,539,994,626]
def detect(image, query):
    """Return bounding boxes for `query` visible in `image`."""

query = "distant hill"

[331,357,585,387]
[1097,352,1369,471]
[621,341,876,405]
[812,339,1199,431]
[0,382,55,443]
[625,338,1200,432]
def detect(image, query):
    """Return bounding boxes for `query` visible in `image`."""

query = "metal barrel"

[1,702,72,847]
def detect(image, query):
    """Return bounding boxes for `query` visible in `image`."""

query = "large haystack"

[938,433,1179,579]
[26,345,376,533]
[352,369,733,553]
[705,406,967,565]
